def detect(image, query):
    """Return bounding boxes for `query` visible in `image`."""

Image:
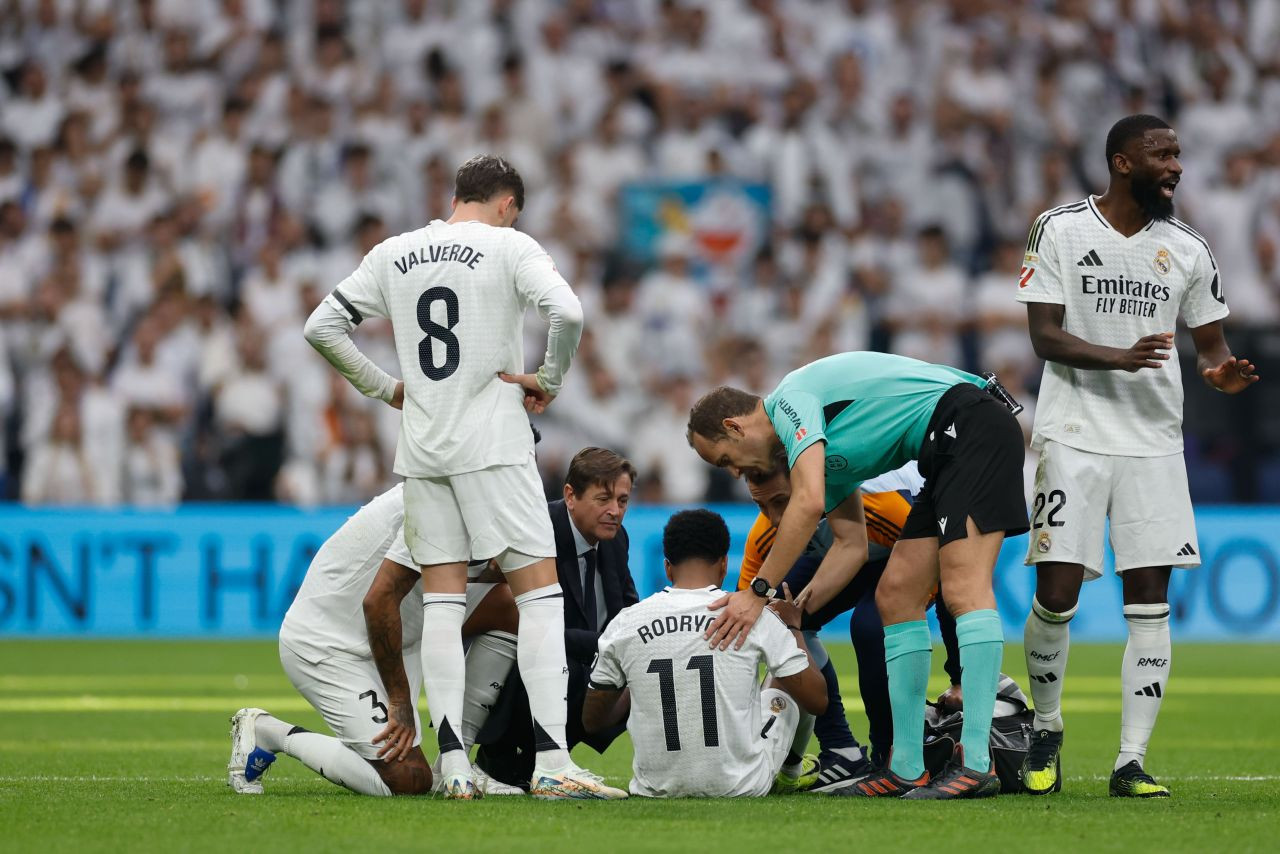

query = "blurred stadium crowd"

[1,0,1279,506]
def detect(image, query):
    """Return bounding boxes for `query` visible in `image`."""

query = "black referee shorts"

[900,382,1030,547]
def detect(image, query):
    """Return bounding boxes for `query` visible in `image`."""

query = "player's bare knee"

[371,749,433,795]
[1121,566,1171,605]
[463,582,520,636]
[876,576,921,624]
[488,583,519,634]
[1034,563,1084,612]
[941,586,991,618]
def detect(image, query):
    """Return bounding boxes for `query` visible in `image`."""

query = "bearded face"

[1129,166,1177,221]
[1125,129,1181,221]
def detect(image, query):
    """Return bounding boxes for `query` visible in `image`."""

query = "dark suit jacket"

[551,499,638,666]
[474,500,638,773]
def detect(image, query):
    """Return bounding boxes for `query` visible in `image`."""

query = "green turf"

[1,641,1276,853]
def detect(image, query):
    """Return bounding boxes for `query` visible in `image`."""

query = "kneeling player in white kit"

[226,484,521,796]
[582,510,828,797]
[304,156,621,799]
[1016,114,1258,798]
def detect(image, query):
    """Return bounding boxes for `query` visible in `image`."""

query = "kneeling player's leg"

[368,747,434,795]
[938,519,1005,775]
[253,717,432,796]
[254,646,413,796]
[1117,566,1172,771]
[876,535,940,781]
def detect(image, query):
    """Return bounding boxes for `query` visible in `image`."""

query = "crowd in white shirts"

[2,0,1278,505]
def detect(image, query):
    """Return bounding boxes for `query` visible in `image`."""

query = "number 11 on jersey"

[646,655,719,751]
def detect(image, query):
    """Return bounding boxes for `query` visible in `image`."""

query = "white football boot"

[227,708,276,794]
[529,762,628,800]
[472,764,525,796]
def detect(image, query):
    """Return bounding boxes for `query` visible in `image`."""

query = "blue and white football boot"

[228,707,277,794]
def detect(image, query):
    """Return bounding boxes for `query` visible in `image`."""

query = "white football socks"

[254,712,291,753]
[283,729,392,796]
[1118,602,1171,770]
[257,714,390,797]
[461,630,519,750]
[421,593,469,779]
[515,583,571,772]
[1024,596,1076,733]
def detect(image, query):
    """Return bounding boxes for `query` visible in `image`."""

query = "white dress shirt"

[568,514,607,630]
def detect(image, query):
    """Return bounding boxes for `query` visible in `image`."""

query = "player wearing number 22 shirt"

[304,156,622,800]
[1015,115,1258,800]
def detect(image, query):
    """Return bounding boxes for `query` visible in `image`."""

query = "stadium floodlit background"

[1,3,1279,850]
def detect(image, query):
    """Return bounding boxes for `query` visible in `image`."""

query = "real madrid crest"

[770,695,788,713]
[1037,531,1052,554]
[1153,248,1171,276]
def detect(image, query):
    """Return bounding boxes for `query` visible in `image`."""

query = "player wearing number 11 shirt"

[583,510,828,797]
[304,156,623,800]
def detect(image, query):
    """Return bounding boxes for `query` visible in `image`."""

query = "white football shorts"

[1024,440,1200,580]
[402,453,555,569]
[758,688,801,785]
[279,583,497,760]
[279,641,424,761]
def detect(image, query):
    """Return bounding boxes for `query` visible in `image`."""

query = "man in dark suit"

[474,447,638,788]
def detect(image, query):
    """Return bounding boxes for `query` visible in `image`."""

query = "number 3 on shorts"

[358,689,389,724]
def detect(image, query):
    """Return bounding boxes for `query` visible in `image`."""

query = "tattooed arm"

[362,558,421,761]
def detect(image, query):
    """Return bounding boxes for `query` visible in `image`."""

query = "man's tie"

[582,548,599,633]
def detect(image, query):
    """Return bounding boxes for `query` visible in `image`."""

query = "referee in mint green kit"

[687,352,1028,799]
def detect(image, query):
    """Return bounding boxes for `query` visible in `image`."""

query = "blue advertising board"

[0,504,1277,640]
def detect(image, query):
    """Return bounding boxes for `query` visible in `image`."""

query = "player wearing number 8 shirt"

[1015,115,1259,799]
[303,156,623,799]
[583,510,828,797]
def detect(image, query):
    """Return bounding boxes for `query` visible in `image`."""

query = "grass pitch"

[1,640,1276,853]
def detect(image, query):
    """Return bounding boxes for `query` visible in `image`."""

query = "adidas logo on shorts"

[1176,543,1197,557]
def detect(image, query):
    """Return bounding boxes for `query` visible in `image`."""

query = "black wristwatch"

[750,577,776,599]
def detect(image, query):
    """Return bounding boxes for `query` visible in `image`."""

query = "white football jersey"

[860,460,924,496]
[590,586,809,797]
[323,220,580,477]
[280,485,421,663]
[1016,196,1229,457]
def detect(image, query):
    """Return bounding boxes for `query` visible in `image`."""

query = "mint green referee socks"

[885,620,932,780]
[956,609,1004,774]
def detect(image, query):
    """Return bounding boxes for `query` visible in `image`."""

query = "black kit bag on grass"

[921,675,1035,794]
